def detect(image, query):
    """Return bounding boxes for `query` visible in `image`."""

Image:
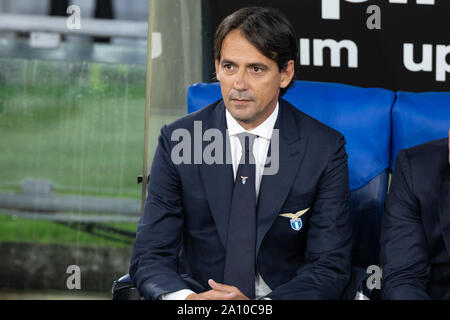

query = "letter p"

[322,0,340,20]
[436,45,450,82]
[322,0,370,20]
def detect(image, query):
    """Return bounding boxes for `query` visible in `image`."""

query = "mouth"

[231,99,252,106]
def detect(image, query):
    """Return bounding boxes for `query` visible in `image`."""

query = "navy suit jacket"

[380,138,450,300]
[129,99,352,300]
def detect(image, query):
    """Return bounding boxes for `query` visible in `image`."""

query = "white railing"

[0,13,148,38]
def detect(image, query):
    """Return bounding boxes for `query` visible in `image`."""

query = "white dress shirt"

[161,102,279,300]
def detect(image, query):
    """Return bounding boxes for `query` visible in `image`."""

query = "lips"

[232,99,251,106]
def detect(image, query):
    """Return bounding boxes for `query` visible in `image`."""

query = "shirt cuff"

[160,289,195,300]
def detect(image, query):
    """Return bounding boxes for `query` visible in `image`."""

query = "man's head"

[214,7,297,130]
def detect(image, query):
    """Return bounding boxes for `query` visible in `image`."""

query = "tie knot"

[236,133,257,155]
[236,133,257,166]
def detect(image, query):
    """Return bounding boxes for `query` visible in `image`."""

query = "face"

[215,29,294,130]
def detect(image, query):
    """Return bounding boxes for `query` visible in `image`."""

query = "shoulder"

[398,138,448,171]
[160,100,223,136]
[395,137,448,190]
[280,99,345,146]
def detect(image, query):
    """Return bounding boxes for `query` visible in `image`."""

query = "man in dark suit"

[129,7,352,300]
[380,131,450,299]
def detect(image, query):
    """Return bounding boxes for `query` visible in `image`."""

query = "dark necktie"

[223,133,257,299]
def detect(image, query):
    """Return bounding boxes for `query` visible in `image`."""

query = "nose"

[233,68,249,91]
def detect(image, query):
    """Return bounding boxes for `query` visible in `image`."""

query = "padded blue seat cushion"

[392,91,450,169]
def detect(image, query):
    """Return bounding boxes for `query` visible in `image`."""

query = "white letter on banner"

[403,43,433,72]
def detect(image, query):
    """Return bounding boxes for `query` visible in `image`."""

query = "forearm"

[382,283,431,300]
[160,289,195,300]
[380,150,431,300]
[129,125,188,299]
[267,245,351,300]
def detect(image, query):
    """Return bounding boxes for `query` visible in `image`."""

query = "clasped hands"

[186,279,250,300]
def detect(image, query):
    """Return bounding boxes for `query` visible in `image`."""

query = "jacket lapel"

[199,101,234,248]
[256,100,307,255]
[439,166,450,258]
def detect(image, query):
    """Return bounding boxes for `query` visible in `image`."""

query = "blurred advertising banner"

[207,0,450,91]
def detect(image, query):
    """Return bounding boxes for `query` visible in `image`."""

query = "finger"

[208,278,221,289]
[208,279,234,292]
[210,289,236,300]
[201,289,237,300]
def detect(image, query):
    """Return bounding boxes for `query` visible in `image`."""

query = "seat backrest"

[391,91,450,169]
[187,80,395,267]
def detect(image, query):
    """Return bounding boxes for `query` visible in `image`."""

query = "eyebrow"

[221,59,269,69]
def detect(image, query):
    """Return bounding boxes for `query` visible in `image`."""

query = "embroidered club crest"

[290,217,303,231]
[279,208,310,232]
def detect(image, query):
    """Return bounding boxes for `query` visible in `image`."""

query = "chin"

[229,109,253,122]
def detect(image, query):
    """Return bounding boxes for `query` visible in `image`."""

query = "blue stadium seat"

[391,91,450,169]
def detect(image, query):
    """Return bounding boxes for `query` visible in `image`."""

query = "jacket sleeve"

[267,134,352,300]
[129,125,191,300]
[380,150,431,300]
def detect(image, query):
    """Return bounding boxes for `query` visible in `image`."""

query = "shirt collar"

[225,102,279,140]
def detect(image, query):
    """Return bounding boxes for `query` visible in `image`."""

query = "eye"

[250,66,265,74]
[223,64,233,71]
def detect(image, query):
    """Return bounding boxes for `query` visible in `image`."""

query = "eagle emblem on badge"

[279,208,310,231]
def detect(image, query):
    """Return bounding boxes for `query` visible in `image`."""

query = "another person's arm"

[380,150,431,300]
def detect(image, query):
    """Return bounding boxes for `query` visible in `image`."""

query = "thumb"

[208,279,229,291]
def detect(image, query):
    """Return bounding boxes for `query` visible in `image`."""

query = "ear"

[215,59,221,81]
[280,60,295,89]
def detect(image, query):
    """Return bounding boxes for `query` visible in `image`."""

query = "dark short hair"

[214,7,298,96]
